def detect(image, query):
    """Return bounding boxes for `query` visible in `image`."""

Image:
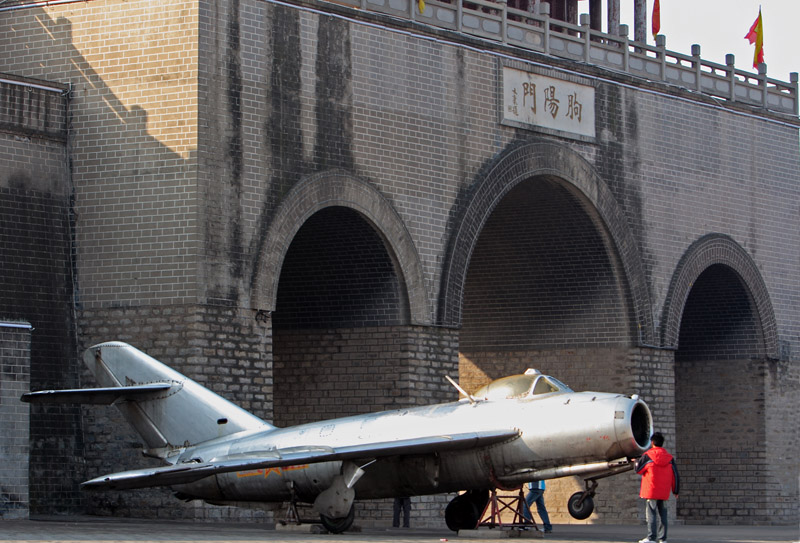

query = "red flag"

[744,8,764,68]
[652,0,661,39]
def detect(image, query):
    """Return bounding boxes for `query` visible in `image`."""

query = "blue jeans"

[523,488,552,531]
[645,499,668,541]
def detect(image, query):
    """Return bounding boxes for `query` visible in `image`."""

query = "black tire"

[470,489,490,514]
[319,504,355,533]
[567,491,594,520]
[444,490,489,532]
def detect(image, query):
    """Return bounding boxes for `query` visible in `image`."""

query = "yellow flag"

[744,8,764,68]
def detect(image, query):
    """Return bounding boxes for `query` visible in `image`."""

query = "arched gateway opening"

[252,172,454,525]
[272,206,409,426]
[460,176,634,384]
[663,234,784,524]
[271,204,413,524]
[457,177,642,522]
[438,141,651,523]
[674,264,769,523]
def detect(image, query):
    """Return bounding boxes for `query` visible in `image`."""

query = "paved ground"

[0,517,797,543]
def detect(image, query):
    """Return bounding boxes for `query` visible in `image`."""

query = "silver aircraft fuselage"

[23,342,652,530]
[172,387,648,504]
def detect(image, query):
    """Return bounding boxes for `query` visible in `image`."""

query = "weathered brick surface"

[0,78,67,141]
[275,325,458,525]
[1,0,200,310]
[0,0,797,527]
[0,82,80,513]
[78,304,272,520]
[274,326,457,427]
[0,325,32,519]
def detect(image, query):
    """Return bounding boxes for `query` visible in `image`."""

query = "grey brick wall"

[0,78,80,513]
[1,0,797,527]
[78,304,273,520]
[0,324,32,519]
[274,325,458,526]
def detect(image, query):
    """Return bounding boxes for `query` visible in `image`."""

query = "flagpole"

[633,0,646,44]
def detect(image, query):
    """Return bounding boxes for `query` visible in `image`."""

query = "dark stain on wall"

[248,4,307,296]
[0,187,82,513]
[251,7,357,297]
[314,16,353,171]
[268,4,306,191]
[454,49,469,198]
[594,83,652,296]
[226,0,244,302]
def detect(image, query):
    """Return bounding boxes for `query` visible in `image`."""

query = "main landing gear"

[319,505,355,534]
[567,461,635,520]
[282,481,356,534]
[445,488,538,532]
[444,489,490,531]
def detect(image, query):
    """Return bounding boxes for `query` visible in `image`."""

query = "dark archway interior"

[676,264,764,362]
[460,177,633,385]
[274,206,405,330]
[675,264,767,522]
[458,176,638,521]
[272,206,410,427]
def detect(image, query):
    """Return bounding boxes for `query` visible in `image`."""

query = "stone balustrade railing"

[331,0,799,116]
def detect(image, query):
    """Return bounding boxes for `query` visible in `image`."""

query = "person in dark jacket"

[392,496,410,528]
[635,432,679,543]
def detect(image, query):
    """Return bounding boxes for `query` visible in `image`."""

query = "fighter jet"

[22,341,652,532]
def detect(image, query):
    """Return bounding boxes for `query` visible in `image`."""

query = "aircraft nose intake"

[630,400,652,450]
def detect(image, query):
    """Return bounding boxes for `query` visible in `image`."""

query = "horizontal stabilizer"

[21,384,174,405]
[82,429,520,491]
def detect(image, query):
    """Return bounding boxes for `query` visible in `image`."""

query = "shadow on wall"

[1,6,195,517]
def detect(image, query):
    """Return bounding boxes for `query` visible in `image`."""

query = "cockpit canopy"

[473,369,572,401]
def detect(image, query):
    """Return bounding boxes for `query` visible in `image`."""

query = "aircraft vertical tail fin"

[80,341,272,456]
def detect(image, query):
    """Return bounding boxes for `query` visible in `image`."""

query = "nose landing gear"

[567,479,597,520]
[567,461,635,520]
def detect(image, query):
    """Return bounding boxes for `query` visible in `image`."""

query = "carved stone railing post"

[655,34,666,81]
[726,54,736,104]
[691,44,701,92]
[580,13,591,63]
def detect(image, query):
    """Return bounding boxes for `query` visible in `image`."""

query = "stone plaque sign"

[502,66,595,140]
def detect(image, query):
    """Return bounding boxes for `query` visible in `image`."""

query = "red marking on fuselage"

[236,465,308,478]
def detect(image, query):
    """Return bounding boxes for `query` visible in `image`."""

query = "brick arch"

[250,170,430,324]
[439,140,654,344]
[661,233,778,357]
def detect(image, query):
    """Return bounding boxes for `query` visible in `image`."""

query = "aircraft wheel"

[444,490,488,532]
[319,504,355,534]
[567,491,594,520]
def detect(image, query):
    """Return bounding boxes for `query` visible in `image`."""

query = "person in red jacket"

[635,432,679,543]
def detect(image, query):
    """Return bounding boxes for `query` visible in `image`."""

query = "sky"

[578,0,799,82]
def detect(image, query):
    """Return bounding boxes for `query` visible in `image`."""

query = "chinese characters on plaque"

[502,67,595,140]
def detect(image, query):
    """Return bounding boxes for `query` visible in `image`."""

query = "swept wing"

[82,429,520,490]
